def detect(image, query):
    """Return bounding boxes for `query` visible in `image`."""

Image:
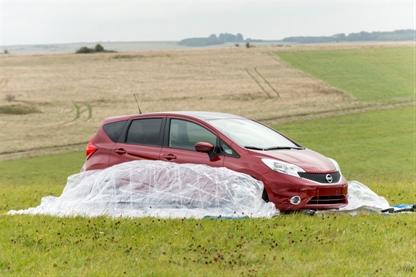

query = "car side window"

[103,120,128,142]
[220,140,240,158]
[126,118,163,146]
[169,119,217,150]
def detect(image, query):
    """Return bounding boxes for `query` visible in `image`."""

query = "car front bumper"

[263,171,348,211]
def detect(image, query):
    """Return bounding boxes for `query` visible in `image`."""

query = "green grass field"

[276,47,414,102]
[0,106,414,276]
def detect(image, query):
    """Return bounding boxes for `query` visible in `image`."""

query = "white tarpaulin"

[8,160,278,218]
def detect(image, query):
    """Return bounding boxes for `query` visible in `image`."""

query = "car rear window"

[103,120,127,142]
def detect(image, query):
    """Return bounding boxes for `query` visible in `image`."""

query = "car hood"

[250,148,336,173]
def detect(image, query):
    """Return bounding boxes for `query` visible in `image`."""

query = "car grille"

[307,195,346,205]
[298,171,341,183]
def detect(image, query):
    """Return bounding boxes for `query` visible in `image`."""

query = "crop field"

[0,42,413,159]
[0,42,415,275]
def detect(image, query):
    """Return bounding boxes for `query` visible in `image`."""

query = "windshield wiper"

[244,146,304,151]
[244,146,266,151]
[264,146,304,151]
[264,146,303,151]
[244,146,305,151]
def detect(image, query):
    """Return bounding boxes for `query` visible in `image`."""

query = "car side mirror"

[195,142,217,160]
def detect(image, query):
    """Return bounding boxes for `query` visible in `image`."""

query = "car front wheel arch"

[262,188,269,203]
[250,175,269,203]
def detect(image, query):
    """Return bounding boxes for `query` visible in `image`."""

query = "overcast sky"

[1,0,414,46]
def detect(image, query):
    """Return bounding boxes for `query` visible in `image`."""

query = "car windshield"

[208,118,300,150]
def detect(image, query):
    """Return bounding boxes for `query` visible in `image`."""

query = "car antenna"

[133,93,142,114]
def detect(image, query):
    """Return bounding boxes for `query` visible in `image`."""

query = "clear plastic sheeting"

[316,180,390,216]
[342,180,390,210]
[8,160,279,218]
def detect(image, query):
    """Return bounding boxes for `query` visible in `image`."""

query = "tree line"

[178,33,244,47]
[282,29,414,44]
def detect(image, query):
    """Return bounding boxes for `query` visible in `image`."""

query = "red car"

[82,111,348,211]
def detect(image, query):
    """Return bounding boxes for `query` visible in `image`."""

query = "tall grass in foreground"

[0,106,414,276]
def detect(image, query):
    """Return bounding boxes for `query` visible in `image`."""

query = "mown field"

[276,46,414,102]
[0,43,415,275]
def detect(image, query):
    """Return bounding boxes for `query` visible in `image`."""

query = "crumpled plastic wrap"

[342,180,390,210]
[8,160,279,218]
[316,180,390,216]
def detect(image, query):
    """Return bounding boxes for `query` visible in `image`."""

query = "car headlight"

[328,158,342,174]
[261,158,305,177]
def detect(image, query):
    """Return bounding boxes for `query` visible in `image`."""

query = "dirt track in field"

[0,42,413,160]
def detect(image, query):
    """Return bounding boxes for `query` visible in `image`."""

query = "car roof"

[168,111,246,121]
[103,111,247,124]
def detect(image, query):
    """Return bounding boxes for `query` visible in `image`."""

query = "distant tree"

[75,44,114,54]
[76,46,92,54]
[245,42,250,48]
[178,33,245,47]
[95,44,104,52]
[219,33,237,42]
[333,33,346,42]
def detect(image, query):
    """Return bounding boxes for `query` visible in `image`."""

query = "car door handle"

[114,148,127,155]
[162,154,176,160]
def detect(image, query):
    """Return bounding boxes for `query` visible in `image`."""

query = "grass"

[0,106,414,276]
[0,151,83,183]
[0,104,40,115]
[0,152,85,211]
[0,214,413,276]
[276,46,414,102]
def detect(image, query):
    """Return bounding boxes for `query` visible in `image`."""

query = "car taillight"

[86,136,97,160]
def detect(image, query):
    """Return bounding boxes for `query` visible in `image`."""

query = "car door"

[160,118,224,167]
[108,117,165,167]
